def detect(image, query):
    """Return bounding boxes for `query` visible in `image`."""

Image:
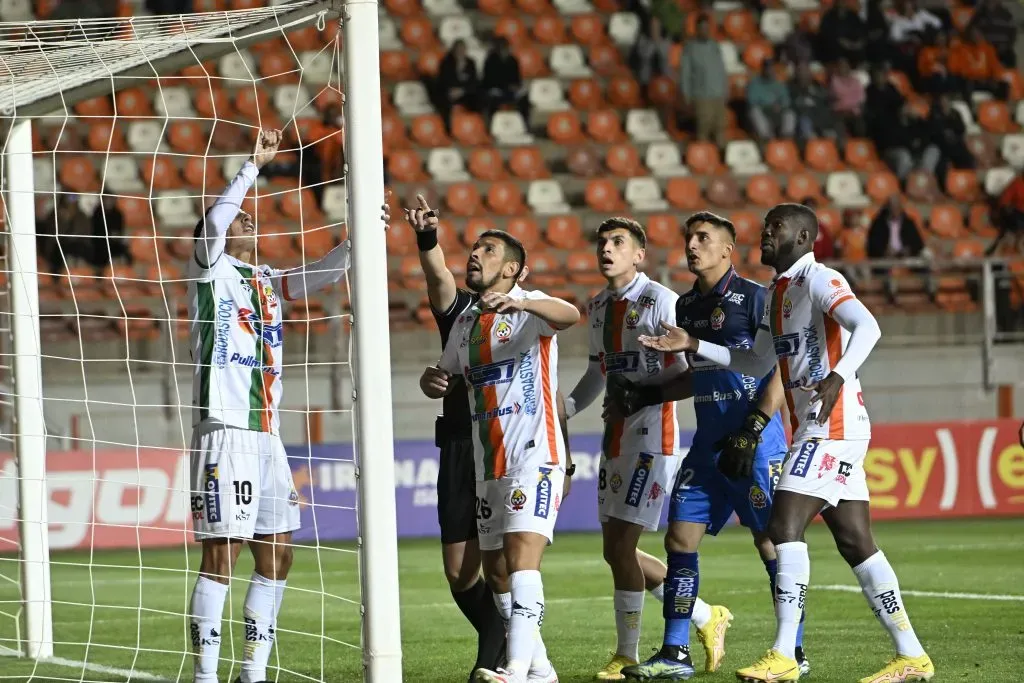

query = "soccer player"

[639,203,934,682]
[607,212,801,681]
[419,229,580,683]
[403,196,509,678]
[186,130,371,683]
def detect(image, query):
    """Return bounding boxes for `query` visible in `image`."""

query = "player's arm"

[556,390,574,499]
[405,195,458,313]
[420,334,462,399]
[193,130,280,268]
[756,365,786,416]
[565,359,604,419]
[481,290,580,331]
[639,321,776,379]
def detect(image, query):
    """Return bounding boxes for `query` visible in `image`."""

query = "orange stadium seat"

[415,49,444,78]
[547,111,586,145]
[587,110,626,144]
[401,17,438,49]
[969,203,998,238]
[381,51,416,80]
[765,139,802,172]
[747,174,783,206]
[120,198,153,230]
[906,170,943,203]
[731,211,761,246]
[506,217,542,250]
[280,188,322,222]
[195,86,232,120]
[805,138,842,172]
[509,147,550,179]
[866,171,900,202]
[515,46,549,78]
[495,17,528,46]
[486,182,526,215]
[533,16,566,44]
[257,227,298,262]
[382,113,411,149]
[183,156,220,190]
[723,10,757,42]
[952,5,974,30]
[646,76,678,106]
[571,14,607,46]
[978,100,1016,134]
[87,119,128,152]
[388,149,428,182]
[817,206,842,234]
[665,177,702,210]
[607,75,642,108]
[411,114,451,147]
[952,238,984,260]
[400,255,426,289]
[115,88,154,118]
[286,25,324,51]
[386,221,419,256]
[1001,68,1024,101]
[929,205,965,239]
[569,79,605,110]
[463,217,496,248]
[469,148,509,180]
[606,144,645,177]
[685,142,723,174]
[845,139,884,171]
[58,155,100,193]
[945,169,982,202]
[167,120,207,155]
[446,183,484,216]
[231,0,262,8]
[528,250,567,288]
[646,214,682,247]
[75,96,113,118]
[141,156,183,190]
[545,215,585,250]
[743,40,774,71]
[384,0,421,17]
[517,0,553,14]
[259,50,300,84]
[966,135,998,168]
[479,0,512,14]
[785,172,823,202]
[452,112,491,146]
[706,175,743,207]
[590,44,627,77]
[568,251,605,286]
[585,178,626,212]
[665,248,692,281]
[567,147,602,176]
[298,228,336,261]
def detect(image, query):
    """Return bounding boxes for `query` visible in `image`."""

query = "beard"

[466,270,499,293]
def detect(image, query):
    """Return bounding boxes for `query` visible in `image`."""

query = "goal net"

[0,1,401,681]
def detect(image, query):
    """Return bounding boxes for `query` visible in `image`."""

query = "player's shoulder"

[805,262,850,293]
[519,286,551,301]
[642,278,679,304]
[723,273,767,308]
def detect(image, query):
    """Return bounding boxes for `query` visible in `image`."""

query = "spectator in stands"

[889,0,943,73]
[803,196,836,261]
[836,208,870,285]
[90,194,131,269]
[829,57,867,139]
[680,15,727,148]
[993,168,1024,239]
[435,39,482,133]
[745,59,796,143]
[926,93,976,177]
[949,27,1009,99]
[916,31,961,95]
[779,24,814,65]
[817,0,866,66]
[629,16,673,86]
[968,0,1017,68]
[875,103,940,181]
[863,0,892,66]
[868,194,928,260]
[865,63,905,134]
[482,37,529,126]
[790,62,839,144]
[50,195,93,268]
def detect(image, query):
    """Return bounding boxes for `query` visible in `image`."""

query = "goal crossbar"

[0,0,338,118]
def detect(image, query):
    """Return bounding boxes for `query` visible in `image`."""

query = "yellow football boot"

[694,605,734,673]
[735,649,801,682]
[596,654,638,681]
[858,654,935,683]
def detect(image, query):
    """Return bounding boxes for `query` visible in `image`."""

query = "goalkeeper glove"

[714,409,770,480]
[606,374,662,418]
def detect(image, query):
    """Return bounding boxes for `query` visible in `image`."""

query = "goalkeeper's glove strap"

[744,408,770,437]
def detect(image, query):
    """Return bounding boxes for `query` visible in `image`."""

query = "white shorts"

[189,423,301,540]
[475,466,565,552]
[777,437,870,508]
[598,452,682,531]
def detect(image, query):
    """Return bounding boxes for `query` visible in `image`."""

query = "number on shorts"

[675,467,694,490]
[598,468,607,491]
[233,480,253,506]
[476,497,492,520]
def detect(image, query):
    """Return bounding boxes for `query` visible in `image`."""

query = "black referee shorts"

[437,437,478,545]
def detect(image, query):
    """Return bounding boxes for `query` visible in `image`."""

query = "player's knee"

[766,516,802,545]
[199,540,236,582]
[276,543,294,577]
[663,526,700,554]
[833,530,876,567]
[752,532,775,561]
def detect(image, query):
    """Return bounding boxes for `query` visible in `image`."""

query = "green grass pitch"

[1,518,1022,682]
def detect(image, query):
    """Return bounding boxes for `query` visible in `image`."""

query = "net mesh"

[0,2,374,681]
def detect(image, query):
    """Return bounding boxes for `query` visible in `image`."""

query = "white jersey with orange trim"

[585,272,681,458]
[765,252,871,441]
[438,285,567,481]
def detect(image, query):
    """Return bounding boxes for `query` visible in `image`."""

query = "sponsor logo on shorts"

[836,460,853,484]
[288,489,299,506]
[203,464,221,524]
[790,441,819,478]
[534,467,553,519]
[648,482,663,503]
[816,453,837,479]
[190,495,203,521]
[749,485,767,509]
[609,472,623,493]
[509,488,527,511]
[625,454,654,508]
[554,493,561,512]
[235,510,251,521]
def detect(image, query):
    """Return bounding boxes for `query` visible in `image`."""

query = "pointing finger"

[417,194,430,209]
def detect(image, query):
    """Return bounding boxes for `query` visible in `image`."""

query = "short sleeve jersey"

[765,252,871,441]
[676,267,787,456]
[585,272,681,458]
[438,285,566,481]
[432,289,477,440]
[188,252,285,434]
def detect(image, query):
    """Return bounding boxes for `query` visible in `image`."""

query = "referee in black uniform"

[404,196,506,678]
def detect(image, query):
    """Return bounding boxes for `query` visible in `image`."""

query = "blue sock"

[765,557,805,648]
[663,552,699,648]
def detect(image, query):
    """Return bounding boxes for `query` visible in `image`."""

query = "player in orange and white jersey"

[640,204,933,682]
[420,230,580,683]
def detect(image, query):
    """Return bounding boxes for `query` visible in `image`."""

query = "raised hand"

[480,291,526,314]
[382,189,392,226]
[800,371,845,426]
[419,365,451,399]
[252,129,283,169]
[637,321,693,354]
[403,194,440,233]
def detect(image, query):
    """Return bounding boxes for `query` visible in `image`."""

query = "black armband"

[416,229,439,252]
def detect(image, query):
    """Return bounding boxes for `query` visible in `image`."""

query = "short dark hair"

[684,211,736,242]
[596,217,647,248]
[479,229,527,278]
[766,202,819,241]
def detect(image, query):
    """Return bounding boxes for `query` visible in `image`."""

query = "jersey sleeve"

[433,289,476,347]
[193,160,258,269]
[808,268,857,317]
[438,328,462,376]
[751,286,768,333]
[268,240,351,301]
[521,289,558,337]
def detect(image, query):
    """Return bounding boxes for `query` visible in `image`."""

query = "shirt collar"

[774,252,816,282]
[609,272,649,301]
[694,267,737,297]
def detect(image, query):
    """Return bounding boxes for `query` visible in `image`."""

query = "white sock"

[240,573,286,683]
[275,579,286,619]
[189,576,228,683]
[494,590,512,630]
[852,551,925,657]
[613,590,644,661]
[648,583,665,603]
[691,597,713,630]
[508,570,547,679]
[771,542,809,660]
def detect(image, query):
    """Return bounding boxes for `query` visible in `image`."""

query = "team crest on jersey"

[495,320,513,343]
[749,485,767,509]
[609,472,623,493]
[709,307,725,331]
[625,309,640,329]
[782,297,793,319]
[238,308,284,348]
[509,488,527,511]
[261,282,278,309]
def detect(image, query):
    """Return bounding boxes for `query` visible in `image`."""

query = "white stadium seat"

[625,177,669,211]
[219,50,257,81]
[1016,101,1024,127]
[608,12,641,46]
[274,83,317,119]
[720,42,745,75]
[127,121,166,154]
[439,16,476,47]
[952,100,981,134]
[780,0,820,10]
[529,79,570,113]
[1000,134,1024,169]
[0,0,33,21]
[645,142,690,178]
[527,180,572,214]
[490,111,534,145]
[154,87,196,119]
[155,191,199,227]
[222,155,251,182]
[427,148,471,182]
[379,17,403,51]
[101,157,145,193]
[321,182,347,222]
[33,157,55,193]
[725,140,768,175]
[394,81,434,116]
[759,10,794,43]
[553,0,594,14]
[985,167,1015,197]
[423,0,464,16]
[625,109,669,143]
[549,45,592,78]
[825,171,870,207]
[299,51,334,85]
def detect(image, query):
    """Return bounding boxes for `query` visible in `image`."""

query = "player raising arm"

[640,204,933,683]
[186,129,384,683]
[419,229,579,683]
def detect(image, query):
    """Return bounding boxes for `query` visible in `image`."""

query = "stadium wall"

[1,419,1022,552]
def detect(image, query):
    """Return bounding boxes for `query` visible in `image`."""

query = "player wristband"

[744,409,770,436]
[416,229,439,252]
[565,464,576,477]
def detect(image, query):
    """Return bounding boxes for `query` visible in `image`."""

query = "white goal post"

[0,1,402,680]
